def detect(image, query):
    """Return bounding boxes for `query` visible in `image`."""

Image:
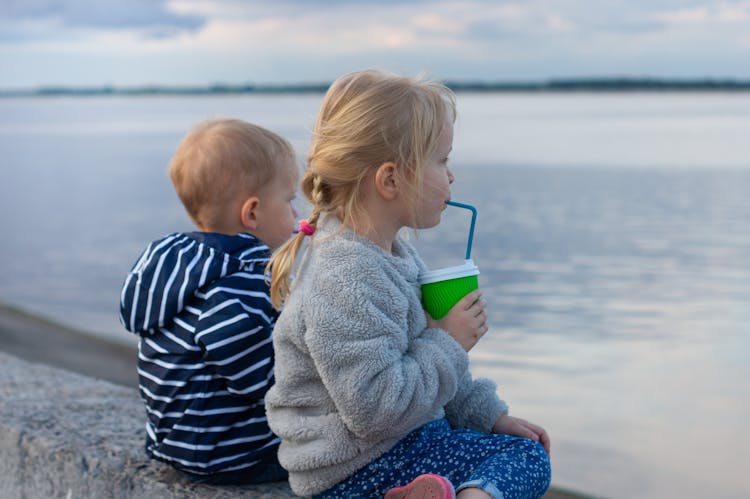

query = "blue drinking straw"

[446,200,477,260]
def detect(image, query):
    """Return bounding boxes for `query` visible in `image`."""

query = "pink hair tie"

[298,220,316,236]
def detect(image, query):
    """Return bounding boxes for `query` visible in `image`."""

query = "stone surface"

[0,352,295,498]
[0,302,581,499]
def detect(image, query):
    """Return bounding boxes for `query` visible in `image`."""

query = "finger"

[540,430,551,455]
[519,426,539,442]
[473,306,486,319]
[520,421,551,455]
[475,308,487,326]
[509,420,537,439]
[470,308,486,329]
[520,420,544,435]
[477,321,490,334]
[469,295,485,310]
[477,323,488,338]
[458,290,482,310]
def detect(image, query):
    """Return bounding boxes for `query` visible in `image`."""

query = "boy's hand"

[492,414,551,455]
[427,290,487,351]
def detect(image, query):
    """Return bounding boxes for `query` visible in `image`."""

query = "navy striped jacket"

[119,232,280,475]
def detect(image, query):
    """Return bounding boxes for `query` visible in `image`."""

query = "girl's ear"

[374,161,399,201]
[240,196,260,230]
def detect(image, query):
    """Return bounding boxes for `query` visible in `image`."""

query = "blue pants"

[316,419,550,499]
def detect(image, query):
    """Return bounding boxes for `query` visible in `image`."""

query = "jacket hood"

[119,232,269,335]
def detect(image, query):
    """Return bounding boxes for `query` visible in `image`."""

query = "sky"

[2,0,750,89]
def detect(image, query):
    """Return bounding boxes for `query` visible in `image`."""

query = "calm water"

[1,93,749,498]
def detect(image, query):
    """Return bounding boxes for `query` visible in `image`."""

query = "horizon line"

[3,76,750,97]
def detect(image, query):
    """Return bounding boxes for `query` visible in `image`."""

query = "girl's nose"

[448,169,455,184]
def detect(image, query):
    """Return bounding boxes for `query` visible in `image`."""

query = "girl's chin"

[415,215,442,230]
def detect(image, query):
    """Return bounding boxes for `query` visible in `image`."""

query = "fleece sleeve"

[444,370,508,433]
[304,257,470,443]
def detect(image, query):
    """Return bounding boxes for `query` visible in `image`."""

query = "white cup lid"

[418,259,479,285]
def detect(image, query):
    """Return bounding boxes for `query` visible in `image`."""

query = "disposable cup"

[419,259,480,320]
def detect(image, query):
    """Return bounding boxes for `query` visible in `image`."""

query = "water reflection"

[2,94,749,498]
[416,164,750,498]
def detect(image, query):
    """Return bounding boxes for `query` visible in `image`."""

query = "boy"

[119,118,298,484]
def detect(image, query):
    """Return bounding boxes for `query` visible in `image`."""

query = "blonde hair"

[169,118,294,229]
[268,69,456,307]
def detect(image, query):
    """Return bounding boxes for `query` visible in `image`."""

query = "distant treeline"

[450,78,750,92]
[3,78,750,97]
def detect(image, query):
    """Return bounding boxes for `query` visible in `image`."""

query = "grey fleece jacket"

[265,216,508,496]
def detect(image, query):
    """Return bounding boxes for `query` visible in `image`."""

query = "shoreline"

[0,302,138,387]
[0,302,591,499]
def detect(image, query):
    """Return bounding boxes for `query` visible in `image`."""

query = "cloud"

[1,0,205,37]
[2,0,750,88]
[653,2,750,24]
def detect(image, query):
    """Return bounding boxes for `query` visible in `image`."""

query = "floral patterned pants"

[315,418,551,499]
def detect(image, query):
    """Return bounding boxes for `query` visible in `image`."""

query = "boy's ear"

[374,161,399,201]
[240,196,260,230]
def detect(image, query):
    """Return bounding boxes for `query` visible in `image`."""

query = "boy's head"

[169,118,299,249]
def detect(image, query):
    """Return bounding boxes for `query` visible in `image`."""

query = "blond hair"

[169,118,294,230]
[268,69,456,307]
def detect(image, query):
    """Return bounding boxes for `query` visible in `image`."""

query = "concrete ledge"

[0,352,295,498]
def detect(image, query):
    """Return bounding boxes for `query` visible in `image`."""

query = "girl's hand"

[427,290,487,351]
[492,414,551,455]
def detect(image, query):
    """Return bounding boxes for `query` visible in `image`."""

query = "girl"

[266,70,551,499]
